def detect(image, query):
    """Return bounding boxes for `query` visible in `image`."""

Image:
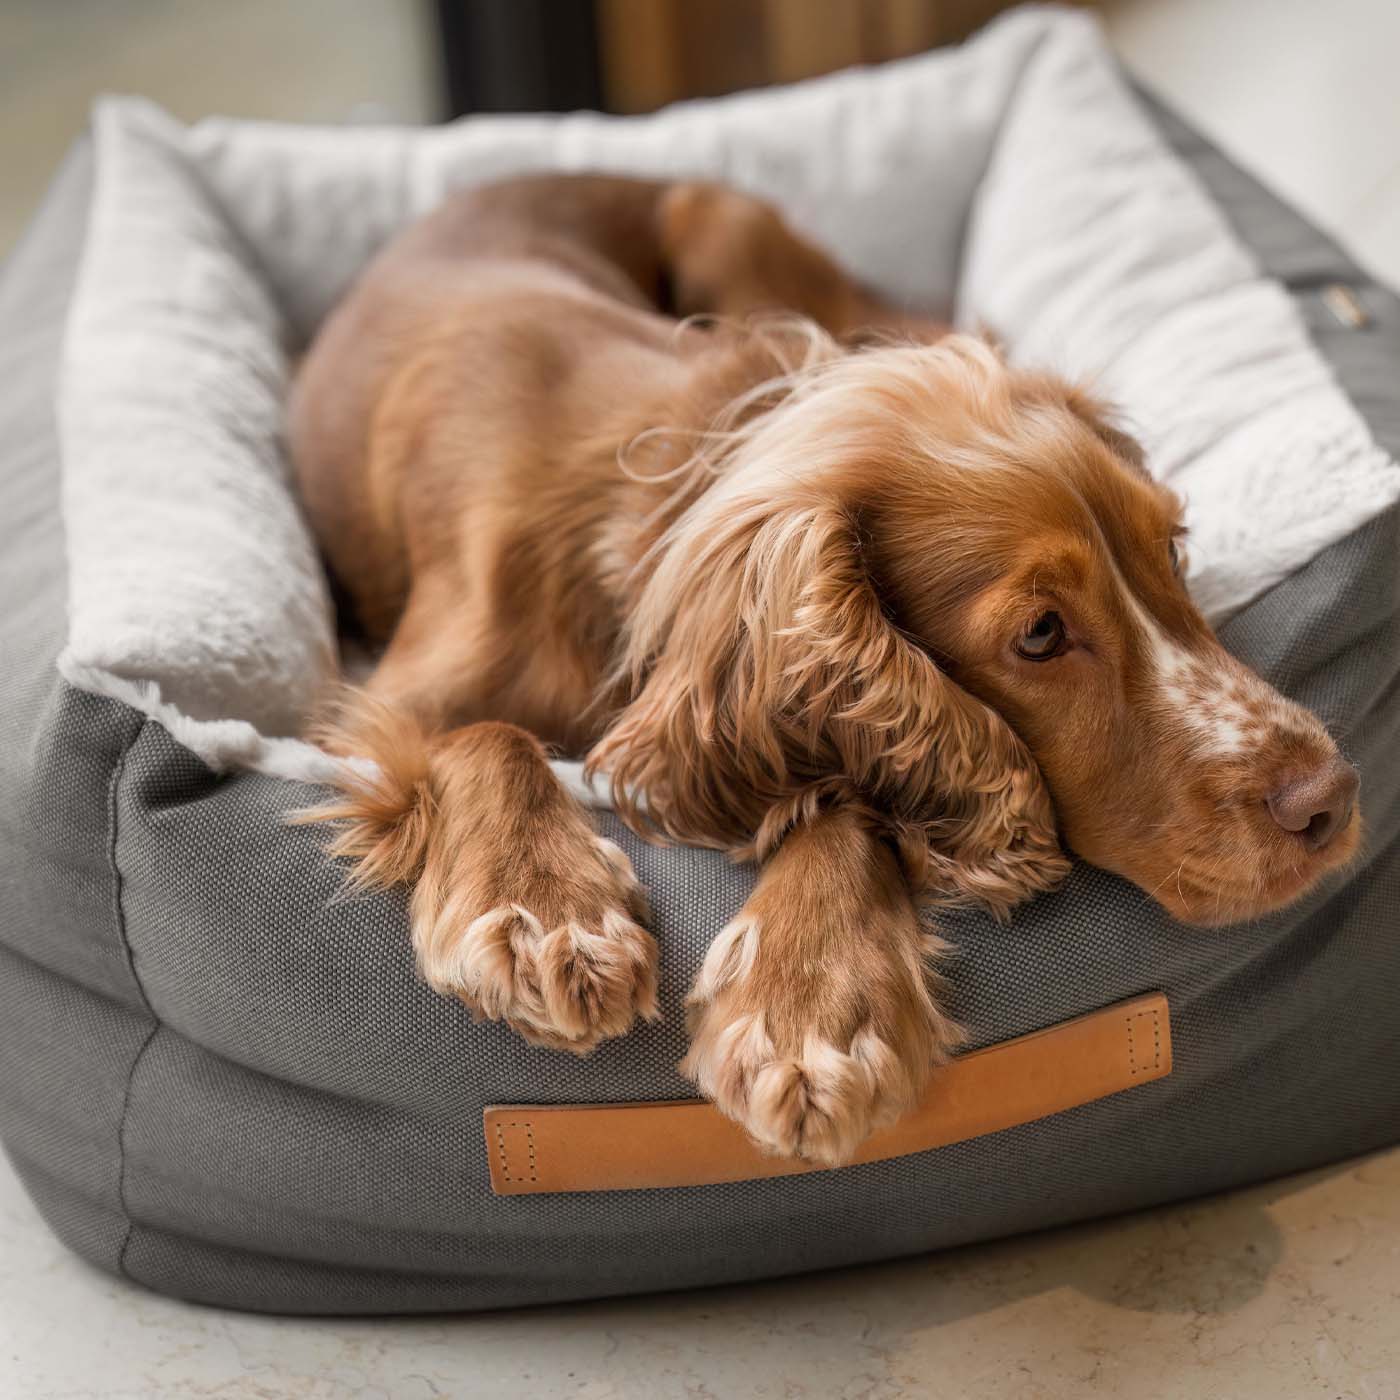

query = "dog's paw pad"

[420,900,658,1054]
[682,1013,912,1167]
[537,911,659,1044]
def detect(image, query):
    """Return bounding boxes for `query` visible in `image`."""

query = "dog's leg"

[309,697,658,1053]
[681,805,961,1165]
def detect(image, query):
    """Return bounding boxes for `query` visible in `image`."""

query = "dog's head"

[592,333,1359,924]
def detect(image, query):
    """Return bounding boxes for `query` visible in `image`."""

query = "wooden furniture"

[437,0,1093,117]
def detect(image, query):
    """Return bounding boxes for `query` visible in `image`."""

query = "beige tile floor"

[3,1,1399,1396]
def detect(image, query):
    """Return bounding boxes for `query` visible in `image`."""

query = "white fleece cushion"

[957,18,1398,620]
[55,6,1399,789]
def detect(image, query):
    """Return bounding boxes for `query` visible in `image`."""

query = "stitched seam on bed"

[106,715,160,1283]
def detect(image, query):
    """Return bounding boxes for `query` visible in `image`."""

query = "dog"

[289,174,1360,1167]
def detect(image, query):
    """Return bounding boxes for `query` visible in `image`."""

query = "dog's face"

[880,376,1360,925]
[598,334,1358,925]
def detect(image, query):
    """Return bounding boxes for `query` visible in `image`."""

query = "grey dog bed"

[2,9,1400,1314]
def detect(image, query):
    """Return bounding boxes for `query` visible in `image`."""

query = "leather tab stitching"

[1126,1008,1161,1076]
[494,1119,538,1184]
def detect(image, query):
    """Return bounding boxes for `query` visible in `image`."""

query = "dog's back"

[288,177,689,643]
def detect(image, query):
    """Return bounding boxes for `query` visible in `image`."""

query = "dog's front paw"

[679,913,960,1166]
[417,834,658,1054]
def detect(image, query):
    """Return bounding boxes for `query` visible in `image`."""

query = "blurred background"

[3,4,1399,1398]
[2,0,1398,285]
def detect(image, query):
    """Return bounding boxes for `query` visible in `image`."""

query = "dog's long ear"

[588,494,1068,916]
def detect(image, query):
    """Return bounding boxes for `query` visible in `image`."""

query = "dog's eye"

[1015,611,1066,661]
[1169,539,1183,575]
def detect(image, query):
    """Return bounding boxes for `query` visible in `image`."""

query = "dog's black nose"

[1266,759,1359,851]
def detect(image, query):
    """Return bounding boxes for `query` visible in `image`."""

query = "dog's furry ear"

[1059,385,1147,472]
[588,495,1068,916]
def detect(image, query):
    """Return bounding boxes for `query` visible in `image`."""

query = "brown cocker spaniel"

[290,175,1359,1166]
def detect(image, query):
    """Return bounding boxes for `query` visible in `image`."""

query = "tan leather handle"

[484,992,1171,1195]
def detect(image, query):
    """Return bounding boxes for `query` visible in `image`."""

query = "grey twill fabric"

[1,103,1399,1314]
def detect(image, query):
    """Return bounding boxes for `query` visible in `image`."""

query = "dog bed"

[2,7,1399,1315]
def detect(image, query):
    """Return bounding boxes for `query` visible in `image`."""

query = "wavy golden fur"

[290,174,1358,1165]
[592,334,1070,914]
